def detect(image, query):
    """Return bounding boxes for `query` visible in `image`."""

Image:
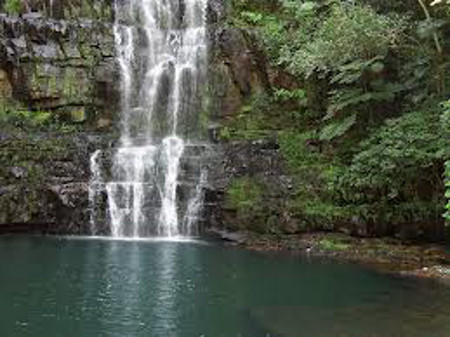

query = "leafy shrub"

[4,0,21,14]
[219,93,275,140]
[278,130,347,228]
[227,177,263,211]
[226,0,449,234]
[319,114,357,141]
[278,130,323,170]
[0,103,80,132]
[332,106,447,224]
[318,237,350,251]
[343,109,445,194]
[273,88,307,103]
[282,3,406,77]
[279,104,448,227]
[0,109,52,128]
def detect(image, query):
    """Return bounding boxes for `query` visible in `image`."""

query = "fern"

[319,114,357,141]
[331,56,385,85]
[327,83,403,120]
[274,88,307,105]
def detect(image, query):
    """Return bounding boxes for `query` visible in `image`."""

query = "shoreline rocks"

[220,231,450,282]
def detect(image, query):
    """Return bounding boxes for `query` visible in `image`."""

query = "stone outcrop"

[0,13,119,128]
[205,138,296,234]
[0,130,113,233]
[207,27,270,120]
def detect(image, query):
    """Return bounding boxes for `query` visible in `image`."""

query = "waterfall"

[89,0,209,238]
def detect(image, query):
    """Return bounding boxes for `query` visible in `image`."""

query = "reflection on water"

[80,240,191,337]
[1,236,450,337]
[153,242,178,334]
[65,235,207,243]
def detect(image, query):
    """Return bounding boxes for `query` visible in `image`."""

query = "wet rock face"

[203,1,279,235]
[205,139,296,234]
[207,27,270,120]
[0,131,113,234]
[207,0,226,24]
[0,14,119,129]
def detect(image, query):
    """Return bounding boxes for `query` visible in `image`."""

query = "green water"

[1,236,450,337]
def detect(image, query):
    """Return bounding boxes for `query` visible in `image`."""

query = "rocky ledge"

[211,230,450,282]
[0,129,114,234]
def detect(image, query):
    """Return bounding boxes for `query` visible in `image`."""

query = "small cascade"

[158,137,185,237]
[183,169,207,236]
[88,150,102,235]
[89,0,209,238]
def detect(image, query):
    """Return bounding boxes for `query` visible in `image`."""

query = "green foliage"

[281,3,406,77]
[319,114,357,141]
[318,236,350,251]
[0,103,81,133]
[219,93,278,141]
[279,130,347,228]
[326,57,404,124]
[219,126,232,141]
[442,99,450,134]
[278,104,447,227]
[299,6,406,131]
[248,2,409,138]
[301,199,353,230]
[240,11,265,24]
[227,177,263,217]
[445,161,450,224]
[0,109,52,128]
[228,0,278,14]
[281,0,317,18]
[342,109,446,194]
[224,0,450,234]
[227,177,262,208]
[219,110,267,141]
[232,10,286,61]
[278,130,322,171]
[330,106,447,224]
[273,88,307,103]
[4,0,21,14]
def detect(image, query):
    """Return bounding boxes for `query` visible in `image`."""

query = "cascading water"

[88,150,102,235]
[89,0,209,238]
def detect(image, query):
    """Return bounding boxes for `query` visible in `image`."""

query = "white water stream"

[89,0,208,238]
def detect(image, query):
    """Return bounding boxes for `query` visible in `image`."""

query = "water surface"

[1,235,450,337]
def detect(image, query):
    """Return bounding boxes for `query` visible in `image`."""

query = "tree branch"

[417,0,443,54]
